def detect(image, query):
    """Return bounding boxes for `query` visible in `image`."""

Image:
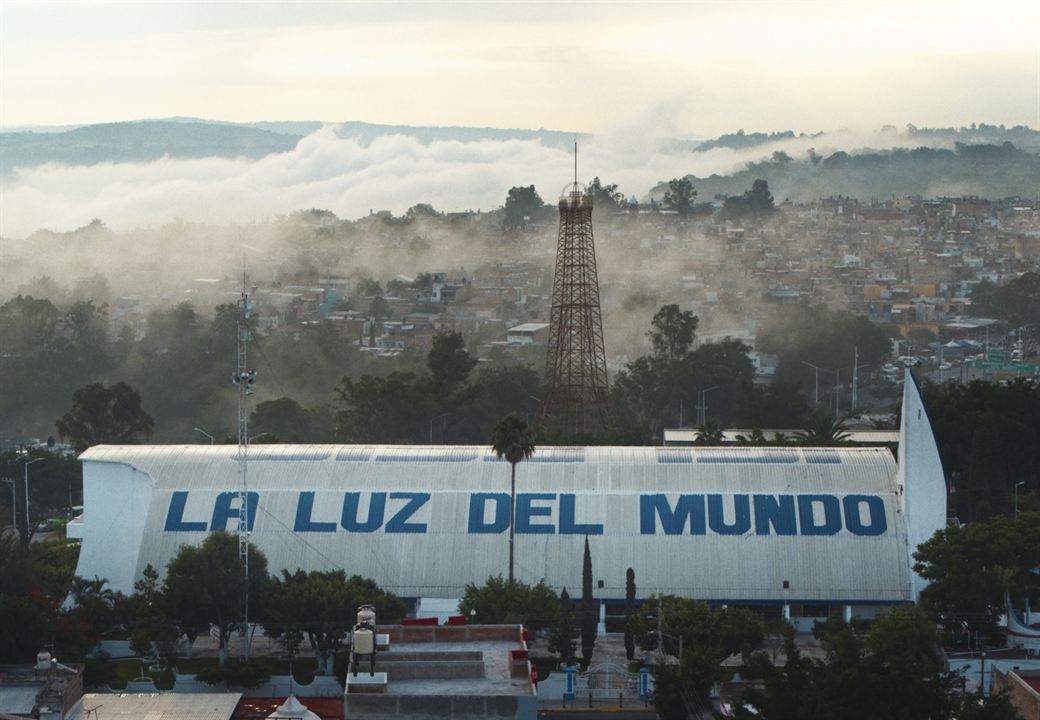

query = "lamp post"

[193,427,216,444]
[800,361,821,405]
[429,413,450,444]
[698,386,720,426]
[1015,481,1025,520]
[23,457,43,542]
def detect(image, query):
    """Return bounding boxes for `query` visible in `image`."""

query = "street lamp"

[193,427,216,445]
[800,361,821,405]
[1015,481,1025,519]
[429,413,451,444]
[698,386,720,426]
[23,457,43,541]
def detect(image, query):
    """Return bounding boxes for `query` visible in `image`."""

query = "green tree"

[794,410,851,445]
[249,398,314,443]
[504,185,545,229]
[745,178,775,216]
[971,271,1040,327]
[548,587,577,664]
[694,420,725,445]
[427,331,477,394]
[663,177,697,217]
[647,304,698,362]
[624,568,636,661]
[490,414,535,582]
[632,596,764,719]
[335,372,429,443]
[587,177,625,213]
[914,512,1040,637]
[56,381,155,453]
[458,576,558,632]
[163,532,270,665]
[580,536,597,665]
[265,569,405,675]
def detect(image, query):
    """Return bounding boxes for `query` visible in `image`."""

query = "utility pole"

[23,457,43,542]
[834,369,841,416]
[231,277,257,660]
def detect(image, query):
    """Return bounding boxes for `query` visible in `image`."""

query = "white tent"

[267,695,320,720]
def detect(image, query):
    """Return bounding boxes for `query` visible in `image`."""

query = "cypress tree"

[624,567,636,661]
[580,536,597,665]
[547,587,577,664]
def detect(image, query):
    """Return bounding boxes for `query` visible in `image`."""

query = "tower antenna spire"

[540,151,613,435]
[231,264,257,660]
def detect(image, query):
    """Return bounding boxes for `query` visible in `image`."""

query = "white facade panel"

[74,445,914,604]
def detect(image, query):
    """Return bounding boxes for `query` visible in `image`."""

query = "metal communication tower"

[231,281,257,659]
[539,145,613,435]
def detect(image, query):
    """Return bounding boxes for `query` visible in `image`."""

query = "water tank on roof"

[357,604,376,628]
[36,651,51,671]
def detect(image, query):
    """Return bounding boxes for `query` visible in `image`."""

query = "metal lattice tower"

[231,280,257,659]
[539,147,612,435]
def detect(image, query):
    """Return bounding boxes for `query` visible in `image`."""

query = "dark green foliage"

[56,381,154,453]
[756,302,891,408]
[624,568,636,661]
[663,177,697,217]
[793,410,851,446]
[195,657,272,688]
[971,272,1040,328]
[629,596,764,718]
[83,651,116,687]
[922,380,1040,522]
[0,449,82,543]
[647,304,698,362]
[914,512,1040,637]
[612,308,757,438]
[335,372,430,442]
[265,569,404,675]
[458,576,558,632]
[586,177,626,213]
[547,587,577,663]
[736,606,982,720]
[503,185,546,228]
[249,397,321,443]
[427,331,477,393]
[0,294,115,442]
[650,141,1040,203]
[580,537,596,664]
[163,532,270,665]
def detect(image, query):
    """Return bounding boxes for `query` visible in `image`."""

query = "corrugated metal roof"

[76,445,911,603]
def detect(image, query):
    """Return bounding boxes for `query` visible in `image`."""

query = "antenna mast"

[231,271,257,660]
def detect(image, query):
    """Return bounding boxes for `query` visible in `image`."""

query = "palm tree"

[694,420,724,446]
[490,413,535,583]
[794,410,851,446]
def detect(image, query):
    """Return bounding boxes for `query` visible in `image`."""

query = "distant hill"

[650,142,1040,202]
[0,118,586,174]
[691,124,1040,155]
[0,120,303,174]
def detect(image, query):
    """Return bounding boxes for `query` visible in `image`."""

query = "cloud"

[0,121,1027,239]
[0,124,697,237]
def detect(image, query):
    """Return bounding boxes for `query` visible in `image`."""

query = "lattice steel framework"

[539,182,612,435]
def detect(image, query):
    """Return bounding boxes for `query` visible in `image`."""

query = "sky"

[2,0,1039,135]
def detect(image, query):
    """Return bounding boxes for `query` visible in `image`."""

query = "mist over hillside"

[651,142,1040,203]
[1,119,1038,240]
